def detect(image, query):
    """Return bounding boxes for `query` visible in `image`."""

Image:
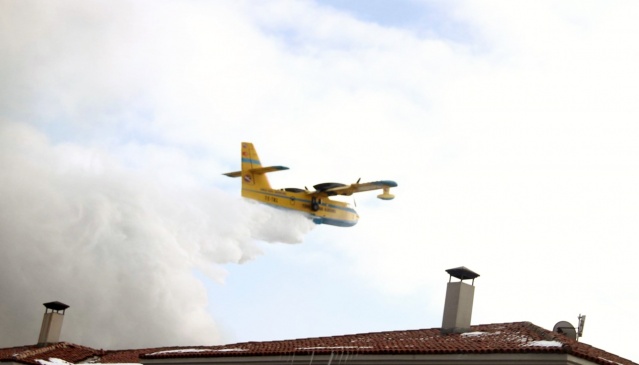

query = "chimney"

[441,266,479,334]
[37,301,69,346]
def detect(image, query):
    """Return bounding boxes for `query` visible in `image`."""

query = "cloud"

[0,1,319,348]
[0,121,313,348]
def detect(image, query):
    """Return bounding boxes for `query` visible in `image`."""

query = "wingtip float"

[223,142,397,227]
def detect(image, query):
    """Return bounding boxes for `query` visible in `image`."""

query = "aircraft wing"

[316,180,398,200]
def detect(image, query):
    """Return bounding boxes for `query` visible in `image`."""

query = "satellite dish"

[553,321,577,340]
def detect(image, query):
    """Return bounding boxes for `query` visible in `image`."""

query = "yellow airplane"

[223,142,397,227]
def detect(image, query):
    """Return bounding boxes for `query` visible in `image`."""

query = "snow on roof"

[35,359,138,365]
[460,331,489,337]
[36,358,74,365]
[527,340,563,348]
[599,357,626,365]
[210,349,248,353]
[146,350,209,356]
[147,348,254,356]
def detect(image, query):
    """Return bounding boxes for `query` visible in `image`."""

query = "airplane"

[223,142,397,227]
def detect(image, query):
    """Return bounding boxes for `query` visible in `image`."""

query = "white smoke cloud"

[0,0,321,349]
[0,121,313,348]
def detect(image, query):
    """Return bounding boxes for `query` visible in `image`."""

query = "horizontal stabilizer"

[223,165,289,178]
[251,165,289,174]
[223,171,242,177]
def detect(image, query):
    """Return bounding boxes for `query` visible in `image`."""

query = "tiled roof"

[1,322,635,365]
[141,322,636,365]
[99,347,176,364]
[0,343,102,365]
[99,349,158,364]
[0,343,180,365]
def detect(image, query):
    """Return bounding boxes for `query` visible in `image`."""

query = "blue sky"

[2,0,639,362]
[319,0,440,30]
[204,241,435,342]
[318,0,473,41]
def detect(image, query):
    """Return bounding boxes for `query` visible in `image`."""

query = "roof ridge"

[521,321,558,341]
[12,343,70,360]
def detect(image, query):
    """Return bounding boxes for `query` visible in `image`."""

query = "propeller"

[354,178,360,207]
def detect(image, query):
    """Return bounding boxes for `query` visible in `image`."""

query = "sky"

[1,0,638,361]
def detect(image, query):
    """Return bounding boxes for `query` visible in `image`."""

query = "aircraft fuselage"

[242,186,359,227]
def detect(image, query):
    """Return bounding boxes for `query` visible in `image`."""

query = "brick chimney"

[441,267,479,334]
[37,301,69,346]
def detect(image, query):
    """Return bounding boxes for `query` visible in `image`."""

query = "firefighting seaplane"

[223,142,397,227]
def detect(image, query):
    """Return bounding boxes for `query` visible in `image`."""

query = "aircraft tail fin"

[223,142,288,192]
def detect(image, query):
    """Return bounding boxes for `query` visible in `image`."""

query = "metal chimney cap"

[446,266,480,281]
[43,301,70,312]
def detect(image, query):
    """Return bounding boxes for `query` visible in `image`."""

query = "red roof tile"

[0,344,187,365]
[140,322,636,365]
[101,348,187,364]
[0,343,102,365]
[1,322,635,365]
